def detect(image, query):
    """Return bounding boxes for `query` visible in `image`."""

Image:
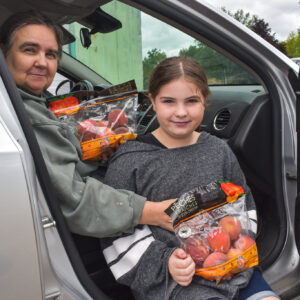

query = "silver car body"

[0,0,299,299]
[292,57,300,67]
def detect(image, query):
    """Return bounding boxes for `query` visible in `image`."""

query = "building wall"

[67,1,143,90]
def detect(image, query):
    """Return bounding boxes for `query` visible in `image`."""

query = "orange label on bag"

[195,243,258,284]
[80,132,137,161]
[48,96,79,116]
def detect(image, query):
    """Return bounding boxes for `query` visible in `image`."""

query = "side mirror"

[80,28,91,49]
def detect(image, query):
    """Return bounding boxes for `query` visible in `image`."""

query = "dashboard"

[137,85,266,139]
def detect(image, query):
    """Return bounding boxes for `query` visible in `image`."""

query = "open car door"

[295,70,300,252]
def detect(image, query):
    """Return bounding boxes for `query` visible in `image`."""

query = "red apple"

[81,131,97,142]
[203,252,228,268]
[234,235,255,251]
[184,237,210,264]
[95,127,114,138]
[77,119,98,134]
[108,108,128,129]
[97,120,108,127]
[218,216,242,240]
[114,126,129,134]
[207,228,231,253]
[227,248,243,259]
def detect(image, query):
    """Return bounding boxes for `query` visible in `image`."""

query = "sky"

[141,13,194,58]
[141,0,300,58]
[207,0,300,41]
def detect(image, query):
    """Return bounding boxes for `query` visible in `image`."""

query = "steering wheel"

[137,103,159,135]
[70,79,94,92]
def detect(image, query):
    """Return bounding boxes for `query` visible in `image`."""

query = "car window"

[63,1,261,92]
[48,72,72,95]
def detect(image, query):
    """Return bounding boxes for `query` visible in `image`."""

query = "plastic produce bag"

[47,80,138,161]
[165,181,259,284]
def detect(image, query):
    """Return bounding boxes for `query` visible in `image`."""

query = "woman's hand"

[138,199,176,231]
[168,248,195,286]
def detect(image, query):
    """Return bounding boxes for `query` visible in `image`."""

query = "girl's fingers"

[175,274,194,286]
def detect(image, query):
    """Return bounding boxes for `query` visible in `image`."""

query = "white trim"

[250,220,258,234]
[110,235,155,280]
[103,225,152,264]
[248,209,257,221]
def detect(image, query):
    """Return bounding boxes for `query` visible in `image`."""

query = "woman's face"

[150,78,205,140]
[5,24,59,95]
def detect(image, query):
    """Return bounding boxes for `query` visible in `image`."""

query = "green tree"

[142,48,167,89]
[179,41,257,84]
[222,8,285,53]
[221,8,257,28]
[251,18,284,52]
[285,29,300,57]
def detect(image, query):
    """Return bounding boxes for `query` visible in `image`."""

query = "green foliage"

[285,29,300,57]
[142,41,258,88]
[251,18,285,52]
[179,41,257,85]
[222,8,285,53]
[221,8,257,28]
[142,48,167,89]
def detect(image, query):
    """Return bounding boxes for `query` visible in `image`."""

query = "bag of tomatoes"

[165,181,259,284]
[47,80,138,161]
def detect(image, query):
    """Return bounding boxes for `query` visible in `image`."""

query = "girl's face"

[150,78,205,141]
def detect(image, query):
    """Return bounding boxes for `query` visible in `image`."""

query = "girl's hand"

[139,199,176,231]
[168,248,195,286]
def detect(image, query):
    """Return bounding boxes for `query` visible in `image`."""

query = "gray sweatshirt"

[20,88,145,238]
[102,132,257,300]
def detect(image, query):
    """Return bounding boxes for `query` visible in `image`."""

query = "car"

[0,0,299,299]
[292,57,300,67]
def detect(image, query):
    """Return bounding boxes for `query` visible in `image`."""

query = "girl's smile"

[150,77,205,148]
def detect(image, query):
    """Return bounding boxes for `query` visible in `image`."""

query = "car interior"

[0,0,291,299]
[69,89,284,299]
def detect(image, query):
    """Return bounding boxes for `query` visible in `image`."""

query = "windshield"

[62,1,259,91]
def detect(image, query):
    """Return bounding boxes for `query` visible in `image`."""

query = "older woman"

[0,10,173,237]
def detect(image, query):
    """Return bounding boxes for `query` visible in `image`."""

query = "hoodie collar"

[18,88,47,103]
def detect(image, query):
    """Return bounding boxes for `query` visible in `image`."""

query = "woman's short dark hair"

[0,10,63,58]
[149,56,210,101]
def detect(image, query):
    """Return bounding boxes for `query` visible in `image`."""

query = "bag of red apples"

[165,181,258,284]
[47,80,138,161]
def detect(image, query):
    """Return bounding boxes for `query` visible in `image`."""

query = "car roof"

[0,0,103,25]
[0,0,121,45]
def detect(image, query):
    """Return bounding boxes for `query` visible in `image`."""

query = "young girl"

[101,57,278,300]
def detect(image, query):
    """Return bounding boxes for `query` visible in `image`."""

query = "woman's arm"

[26,105,146,237]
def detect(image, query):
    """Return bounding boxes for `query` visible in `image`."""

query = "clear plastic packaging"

[165,181,258,283]
[47,81,138,161]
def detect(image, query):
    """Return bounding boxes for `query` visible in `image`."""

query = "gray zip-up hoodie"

[101,132,257,300]
[20,88,145,237]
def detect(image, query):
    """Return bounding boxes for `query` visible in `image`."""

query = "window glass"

[48,73,72,95]
[64,1,259,91]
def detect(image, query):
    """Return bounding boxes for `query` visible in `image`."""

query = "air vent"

[213,109,231,130]
[139,115,153,126]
